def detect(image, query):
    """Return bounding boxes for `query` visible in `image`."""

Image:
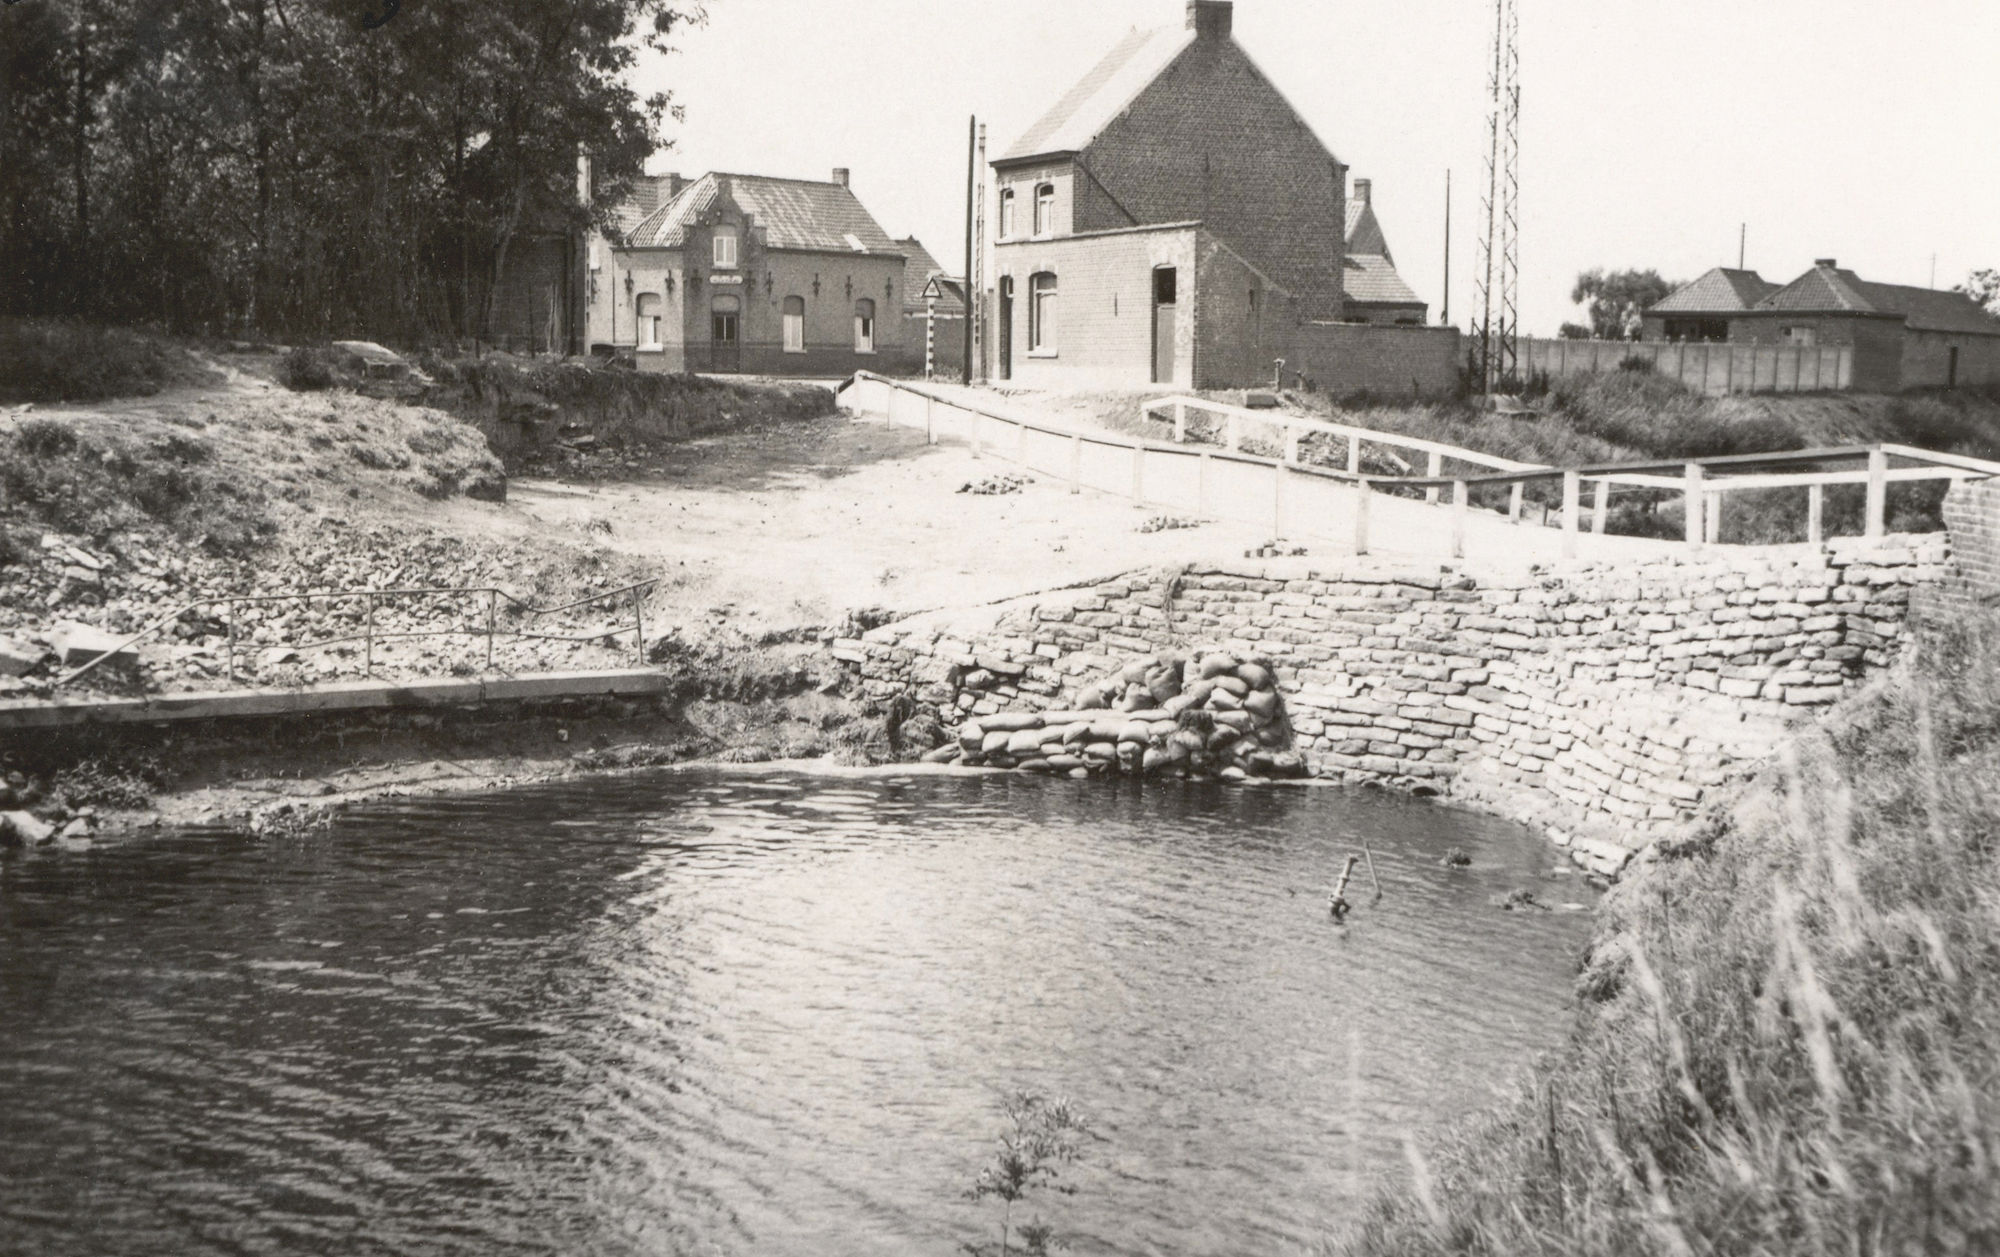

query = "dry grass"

[1335,615,2000,1256]
[0,319,222,403]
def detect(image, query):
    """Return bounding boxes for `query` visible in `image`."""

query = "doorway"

[711,295,741,373]
[997,277,1014,381]
[1152,266,1178,385]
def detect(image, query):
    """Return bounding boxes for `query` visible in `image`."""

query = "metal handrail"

[54,579,658,689]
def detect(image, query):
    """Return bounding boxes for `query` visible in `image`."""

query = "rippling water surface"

[0,769,1596,1256]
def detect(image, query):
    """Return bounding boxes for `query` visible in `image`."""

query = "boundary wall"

[1522,338,1852,395]
[836,536,1948,875]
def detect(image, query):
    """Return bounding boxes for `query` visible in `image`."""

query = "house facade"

[1339,178,1427,326]
[982,0,1454,394]
[1643,260,2000,391]
[585,169,908,376]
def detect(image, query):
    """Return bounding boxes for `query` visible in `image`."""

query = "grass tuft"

[1335,616,2000,1256]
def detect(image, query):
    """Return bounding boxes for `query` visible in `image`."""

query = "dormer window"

[1033,184,1055,237]
[999,188,1016,239]
[712,225,739,269]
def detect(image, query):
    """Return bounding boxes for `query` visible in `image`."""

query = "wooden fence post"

[1684,463,1705,550]
[1173,401,1187,443]
[1347,434,1361,474]
[1285,428,1300,465]
[1865,447,1888,538]
[486,589,497,672]
[1353,481,1371,556]
[1426,450,1443,504]
[1592,478,1610,535]
[1226,414,1240,451]
[1508,481,1524,524]
[1273,461,1286,537]
[1808,481,1825,545]
[1706,490,1723,545]
[1561,470,1581,559]
[1451,479,1469,559]
[925,395,936,444]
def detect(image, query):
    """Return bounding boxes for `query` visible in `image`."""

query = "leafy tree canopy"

[1570,268,1678,341]
[1958,269,2000,316]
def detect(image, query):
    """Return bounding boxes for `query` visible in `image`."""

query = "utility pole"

[963,115,976,386]
[1441,169,1451,326]
[1739,223,1746,270]
[973,123,987,382]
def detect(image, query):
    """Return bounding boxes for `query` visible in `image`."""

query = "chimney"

[1187,0,1232,39]
[832,168,851,188]
[1815,257,1838,269]
[663,172,686,198]
[1353,177,1371,206]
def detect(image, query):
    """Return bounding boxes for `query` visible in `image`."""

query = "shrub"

[0,319,219,403]
[279,345,337,391]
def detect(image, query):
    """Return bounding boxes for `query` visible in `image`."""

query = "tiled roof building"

[982,1,1451,393]
[585,169,912,376]
[1643,259,2000,390]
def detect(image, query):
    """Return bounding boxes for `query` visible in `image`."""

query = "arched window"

[1033,183,1055,236]
[635,292,663,349]
[783,295,806,353]
[998,188,1016,240]
[1029,273,1057,353]
[712,225,739,269]
[853,298,876,354]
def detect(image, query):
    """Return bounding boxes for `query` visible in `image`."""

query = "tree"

[0,0,705,343]
[963,1093,1092,1257]
[1958,269,2000,316]
[1570,268,1677,341]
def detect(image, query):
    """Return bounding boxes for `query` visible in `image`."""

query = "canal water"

[0,769,1594,1257]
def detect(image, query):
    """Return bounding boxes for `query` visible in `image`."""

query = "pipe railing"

[55,580,658,690]
[836,372,2000,560]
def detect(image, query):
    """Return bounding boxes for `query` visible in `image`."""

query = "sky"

[631,0,2000,335]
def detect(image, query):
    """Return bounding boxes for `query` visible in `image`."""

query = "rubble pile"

[929,650,1307,783]
[0,521,650,698]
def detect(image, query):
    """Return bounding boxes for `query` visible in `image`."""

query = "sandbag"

[1141,748,1170,775]
[1207,726,1241,751]
[1087,719,1126,742]
[1236,662,1273,690]
[1244,689,1278,720]
[1198,654,1240,680]
[982,713,1044,733]
[1208,687,1242,712]
[1211,710,1254,732]
[1211,675,1250,698]
[959,723,986,751]
[1076,683,1113,710]
[982,730,1013,755]
[1005,728,1045,755]
[1018,758,1054,773]
[922,745,962,764]
[1181,679,1217,707]
[1083,741,1119,762]
[1117,721,1153,745]
[1061,722,1093,745]
[1162,693,1198,717]
[1046,753,1083,771]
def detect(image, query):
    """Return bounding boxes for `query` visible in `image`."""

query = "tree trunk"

[71,18,91,315]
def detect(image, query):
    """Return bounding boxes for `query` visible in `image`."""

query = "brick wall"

[1193,236,1291,388]
[1730,314,1906,391]
[1078,36,1347,319]
[835,536,1947,874]
[1286,321,1460,397]
[1916,479,2000,619]
[991,226,1200,390]
[1901,329,2000,390]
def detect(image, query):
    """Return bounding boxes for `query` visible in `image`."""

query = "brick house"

[1339,178,1427,326]
[585,169,908,375]
[984,0,1454,394]
[1643,259,2000,390]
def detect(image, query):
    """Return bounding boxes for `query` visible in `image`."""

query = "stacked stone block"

[833,534,1947,867]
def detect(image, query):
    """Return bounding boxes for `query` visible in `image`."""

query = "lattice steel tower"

[1475,0,1521,393]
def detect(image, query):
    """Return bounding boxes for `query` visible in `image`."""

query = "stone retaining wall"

[835,534,1948,874]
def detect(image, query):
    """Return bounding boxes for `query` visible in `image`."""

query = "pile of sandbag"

[923,651,1306,783]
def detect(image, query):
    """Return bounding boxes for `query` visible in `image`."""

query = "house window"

[1030,272,1057,354]
[999,188,1016,239]
[635,292,663,349]
[1033,184,1055,236]
[1782,325,1816,346]
[854,298,876,354]
[713,226,739,270]
[783,296,806,353]
[711,293,740,344]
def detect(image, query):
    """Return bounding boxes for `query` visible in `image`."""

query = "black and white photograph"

[3,1,1998,1253]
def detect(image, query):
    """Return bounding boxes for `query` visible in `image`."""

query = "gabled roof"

[1343,199,1390,259]
[1341,254,1422,307]
[898,237,965,318]
[999,25,1197,163]
[626,172,904,256]
[607,175,682,242]
[1651,267,1776,314]
[1752,262,2000,336]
